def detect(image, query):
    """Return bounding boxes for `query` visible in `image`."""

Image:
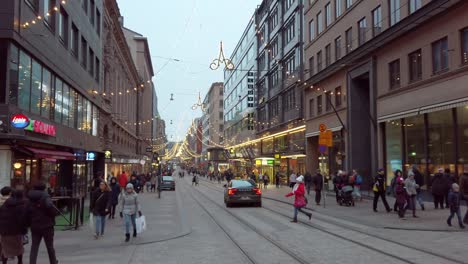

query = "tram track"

[196,179,465,264]
[180,179,311,264]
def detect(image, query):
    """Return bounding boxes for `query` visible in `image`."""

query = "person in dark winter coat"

[26,182,58,264]
[129,175,141,193]
[109,177,120,219]
[304,172,313,195]
[443,168,452,208]
[391,170,403,212]
[431,168,446,209]
[312,170,324,205]
[0,187,12,264]
[0,190,27,264]
[395,177,407,218]
[90,181,111,239]
[373,168,392,213]
[447,183,465,229]
[275,172,281,188]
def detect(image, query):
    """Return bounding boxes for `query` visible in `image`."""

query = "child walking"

[447,183,465,229]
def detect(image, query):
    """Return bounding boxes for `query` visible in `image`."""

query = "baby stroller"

[338,185,355,206]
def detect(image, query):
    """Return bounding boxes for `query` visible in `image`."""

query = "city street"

[23,171,468,264]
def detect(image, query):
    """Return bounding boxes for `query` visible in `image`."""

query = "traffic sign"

[318,145,327,154]
[319,129,333,147]
[319,124,327,133]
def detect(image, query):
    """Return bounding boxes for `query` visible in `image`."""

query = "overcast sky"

[117,0,261,141]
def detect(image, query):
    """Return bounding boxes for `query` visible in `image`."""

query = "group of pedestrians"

[0,183,59,264]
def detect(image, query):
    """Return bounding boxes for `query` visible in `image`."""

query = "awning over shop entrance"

[24,147,75,160]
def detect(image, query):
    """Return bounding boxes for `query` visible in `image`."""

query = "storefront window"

[77,94,83,131]
[262,138,273,154]
[18,51,31,111]
[9,44,19,105]
[30,60,42,115]
[427,109,455,175]
[329,131,344,175]
[386,120,402,185]
[86,100,92,134]
[274,135,287,152]
[289,131,305,152]
[69,90,77,128]
[92,104,98,136]
[54,78,63,123]
[404,115,426,174]
[41,68,51,118]
[457,106,468,174]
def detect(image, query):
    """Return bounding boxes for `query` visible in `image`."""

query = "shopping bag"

[135,215,146,234]
[88,214,95,233]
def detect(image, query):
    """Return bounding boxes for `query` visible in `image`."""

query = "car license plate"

[240,197,251,200]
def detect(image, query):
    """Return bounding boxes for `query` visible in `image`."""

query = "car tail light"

[228,188,237,196]
[253,188,262,195]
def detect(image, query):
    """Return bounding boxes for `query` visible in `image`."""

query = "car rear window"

[231,180,254,188]
[163,176,173,181]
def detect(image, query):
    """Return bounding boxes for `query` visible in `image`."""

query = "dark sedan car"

[160,176,175,190]
[224,180,262,207]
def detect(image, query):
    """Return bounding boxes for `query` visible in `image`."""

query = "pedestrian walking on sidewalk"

[119,183,142,242]
[26,182,59,264]
[109,177,120,219]
[391,170,403,212]
[275,172,281,188]
[395,178,407,218]
[119,171,128,192]
[90,181,111,239]
[285,176,312,222]
[351,169,363,202]
[412,165,425,210]
[0,190,27,264]
[289,172,297,189]
[405,172,419,218]
[432,168,446,209]
[333,171,345,203]
[313,170,323,205]
[263,173,269,190]
[460,172,468,224]
[150,174,157,192]
[0,187,12,263]
[373,168,392,213]
[304,172,312,195]
[447,183,465,229]
[443,168,452,209]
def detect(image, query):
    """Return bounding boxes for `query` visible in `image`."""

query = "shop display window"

[386,120,402,185]
[427,109,455,176]
[457,106,468,173]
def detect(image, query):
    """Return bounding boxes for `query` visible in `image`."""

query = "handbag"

[373,183,379,192]
[135,215,146,234]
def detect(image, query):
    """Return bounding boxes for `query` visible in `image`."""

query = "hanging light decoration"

[191,92,206,112]
[210,41,235,71]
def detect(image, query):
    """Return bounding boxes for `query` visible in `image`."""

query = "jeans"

[124,214,137,234]
[353,186,362,200]
[95,215,106,236]
[293,207,311,220]
[29,228,57,264]
[416,190,424,208]
[110,204,117,218]
[447,208,463,226]
[408,195,417,216]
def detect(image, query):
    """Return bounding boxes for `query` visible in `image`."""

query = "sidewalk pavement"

[199,177,466,232]
[23,189,190,264]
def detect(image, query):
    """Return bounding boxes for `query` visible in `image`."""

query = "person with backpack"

[0,190,27,264]
[119,183,142,242]
[352,169,363,202]
[26,182,59,264]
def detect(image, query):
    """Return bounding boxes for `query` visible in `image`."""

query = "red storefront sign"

[10,114,30,129]
[25,120,56,136]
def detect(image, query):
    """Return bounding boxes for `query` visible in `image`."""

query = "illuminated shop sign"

[86,152,96,161]
[10,114,30,129]
[25,120,56,136]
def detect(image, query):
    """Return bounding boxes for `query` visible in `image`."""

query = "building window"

[335,87,342,106]
[44,0,56,29]
[317,12,323,34]
[55,78,63,123]
[346,0,353,9]
[461,28,468,64]
[285,0,295,11]
[81,37,87,69]
[41,68,52,118]
[372,6,382,37]
[325,3,332,27]
[389,59,401,89]
[335,36,342,60]
[432,37,448,73]
[90,0,95,25]
[61,83,70,126]
[409,0,422,14]
[30,60,42,115]
[270,37,279,59]
[82,0,88,15]
[270,68,279,87]
[284,53,297,77]
[317,51,323,72]
[18,51,31,111]
[284,88,296,111]
[96,9,101,36]
[71,23,78,57]
[317,95,323,115]
[408,49,422,82]
[284,17,296,44]
[269,99,279,117]
[95,57,100,82]
[390,0,400,26]
[335,0,342,18]
[345,27,352,54]
[309,19,315,41]
[88,48,94,75]
[358,17,367,46]
[309,56,314,76]
[259,52,266,71]
[325,44,331,67]
[269,6,278,30]
[325,91,332,111]
[58,6,69,47]
[219,100,223,108]
[309,99,314,118]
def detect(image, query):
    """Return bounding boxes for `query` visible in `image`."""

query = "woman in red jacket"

[285,176,312,222]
